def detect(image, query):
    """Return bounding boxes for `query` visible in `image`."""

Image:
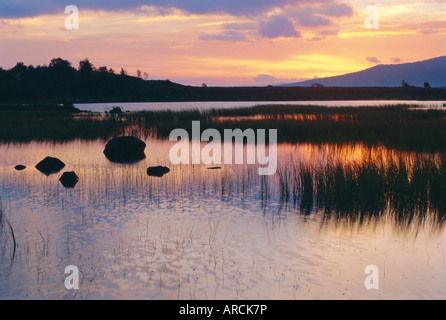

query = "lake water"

[1,138,445,299]
[74,100,446,112]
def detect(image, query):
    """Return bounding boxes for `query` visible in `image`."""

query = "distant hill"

[282,56,446,88]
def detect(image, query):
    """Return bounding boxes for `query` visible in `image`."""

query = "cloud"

[286,2,353,28]
[0,0,319,18]
[199,30,249,42]
[365,57,381,64]
[135,0,302,16]
[316,3,353,17]
[254,74,278,83]
[199,21,258,42]
[309,29,339,41]
[222,22,258,31]
[0,19,23,36]
[420,29,439,35]
[319,29,338,36]
[258,14,301,39]
[298,14,332,27]
[253,74,302,85]
[391,58,403,63]
[199,13,304,42]
[289,7,333,27]
[199,22,257,42]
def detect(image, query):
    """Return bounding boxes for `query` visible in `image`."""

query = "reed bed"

[1,104,446,152]
[277,156,446,229]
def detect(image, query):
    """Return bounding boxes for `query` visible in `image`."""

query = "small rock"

[59,171,79,188]
[35,156,65,175]
[147,166,170,177]
[14,165,26,171]
[109,106,124,115]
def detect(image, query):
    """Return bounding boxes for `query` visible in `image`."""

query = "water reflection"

[0,139,445,299]
[74,100,446,113]
[1,140,445,238]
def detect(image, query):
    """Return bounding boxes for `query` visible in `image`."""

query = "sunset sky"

[0,0,445,86]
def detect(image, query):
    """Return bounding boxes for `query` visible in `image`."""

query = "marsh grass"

[280,156,446,229]
[0,200,17,261]
[297,166,314,215]
[240,152,446,231]
[1,104,446,152]
[1,103,446,232]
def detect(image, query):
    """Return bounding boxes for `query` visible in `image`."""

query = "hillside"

[283,56,446,88]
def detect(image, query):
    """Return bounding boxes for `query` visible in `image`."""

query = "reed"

[0,200,17,260]
[1,104,446,153]
[284,156,446,228]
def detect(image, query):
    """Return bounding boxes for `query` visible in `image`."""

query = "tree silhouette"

[49,58,72,69]
[79,58,94,73]
[49,58,75,77]
[10,62,27,79]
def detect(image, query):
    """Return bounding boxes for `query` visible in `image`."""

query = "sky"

[0,0,445,86]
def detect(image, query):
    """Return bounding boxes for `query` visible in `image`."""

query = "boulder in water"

[59,171,79,188]
[35,157,65,175]
[147,166,170,177]
[103,136,146,163]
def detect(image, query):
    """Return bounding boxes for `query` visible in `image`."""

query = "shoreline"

[2,86,446,105]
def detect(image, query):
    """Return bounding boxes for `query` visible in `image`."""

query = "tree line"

[0,58,180,103]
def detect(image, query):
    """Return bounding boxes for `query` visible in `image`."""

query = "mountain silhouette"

[282,56,446,88]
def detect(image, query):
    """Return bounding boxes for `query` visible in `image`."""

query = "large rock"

[14,165,26,171]
[147,166,170,177]
[103,136,146,163]
[59,171,79,188]
[35,156,65,175]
